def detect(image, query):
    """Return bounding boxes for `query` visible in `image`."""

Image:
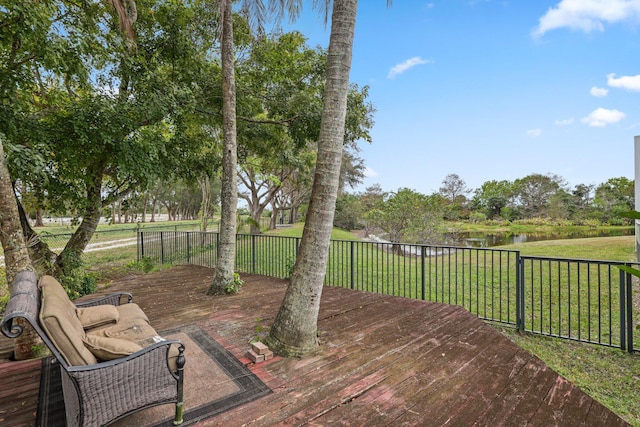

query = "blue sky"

[284,0,640,196]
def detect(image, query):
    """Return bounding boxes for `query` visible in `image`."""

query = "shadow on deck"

[0,265,629,426]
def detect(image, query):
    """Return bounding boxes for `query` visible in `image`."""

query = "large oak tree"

[1,0,219,278]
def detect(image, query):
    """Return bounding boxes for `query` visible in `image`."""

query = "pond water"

[450,228,635,248]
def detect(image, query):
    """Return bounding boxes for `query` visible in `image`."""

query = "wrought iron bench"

[1,270,185,426]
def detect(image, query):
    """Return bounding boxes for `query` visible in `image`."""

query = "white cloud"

[387,57,430,79]
[590,86,609,97]
[527,129,543,138]
[607,73,640,91]
[555,117,575,126]
[533,0,640,37]
[581,107,626,127]
[364,167,378,178]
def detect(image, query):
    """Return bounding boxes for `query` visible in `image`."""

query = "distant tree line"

[333,173,635,245]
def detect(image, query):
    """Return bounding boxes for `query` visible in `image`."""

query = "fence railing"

[519,256,638,351]
[138,231,639,352]
[36,222,204,255]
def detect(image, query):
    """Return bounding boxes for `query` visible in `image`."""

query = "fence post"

[516,253,524,332]
[186,232,191,264]
[137,231,143,262]
[421,246,426,301]
[619,269,627,351]
[160,232,165,265]
[626,271,634,353]
[173,230,178,264]
[251,234,256,274]
[350,241,355,290]
[215,232,220,262]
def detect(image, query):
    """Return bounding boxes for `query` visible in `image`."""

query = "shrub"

[62,269,98,300]
[468,212,487,223]
[225,272,244,294]
[514,217,573,227]
[607,217,625,226]
[126,257,156,273]
[0,294,8,316]
[580,219,602,228]
[0,266,5,301]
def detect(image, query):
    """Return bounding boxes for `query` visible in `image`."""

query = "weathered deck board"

[0,359,40,427]
[0,265,630,426]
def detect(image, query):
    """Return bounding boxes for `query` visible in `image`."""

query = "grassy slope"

[502,235,637,262]
[266,223,359,241]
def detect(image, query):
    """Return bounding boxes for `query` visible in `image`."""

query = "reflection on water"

[450,228,635,248]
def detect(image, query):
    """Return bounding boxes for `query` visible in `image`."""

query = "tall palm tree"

[207,0,303,295]
[208,0,239,295]
[266,0,362,356]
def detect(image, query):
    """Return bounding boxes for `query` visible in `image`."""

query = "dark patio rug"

[37,324,271,426]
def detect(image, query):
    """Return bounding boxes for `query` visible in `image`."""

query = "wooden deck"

[0,265,629,426]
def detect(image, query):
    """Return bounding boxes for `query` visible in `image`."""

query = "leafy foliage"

[366,188,447,244]
[1,0,226,275]
[333,193,364,230]
[61,269,98,300]
[225,272,244,294]
[126,257,156,274]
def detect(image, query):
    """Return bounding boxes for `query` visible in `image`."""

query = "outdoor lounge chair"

[1,270,185,426]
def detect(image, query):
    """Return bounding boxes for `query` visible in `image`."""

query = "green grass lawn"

[502,235,637,261]
[265,223,360,241]
[452,221,634,236]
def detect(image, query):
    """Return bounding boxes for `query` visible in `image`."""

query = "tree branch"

[237,115,298,125]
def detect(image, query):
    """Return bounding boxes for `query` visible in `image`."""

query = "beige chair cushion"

[86,318,180,371]
[39,276,98,366]
[76,305,120,330]
[87,318,157,343]
[115,303,149,323]
[83,335,143,361]
[83,303,148,334]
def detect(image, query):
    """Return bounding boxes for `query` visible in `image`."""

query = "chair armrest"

[68,339,183,374]
[74,292,133,307]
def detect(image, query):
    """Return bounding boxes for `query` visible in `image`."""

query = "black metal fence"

[519,256,638,351]
[138,231,639,352]
[36,222,204,255]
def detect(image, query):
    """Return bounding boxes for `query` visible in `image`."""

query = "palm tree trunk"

[266,0,357,356]
[208,0,238,295]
